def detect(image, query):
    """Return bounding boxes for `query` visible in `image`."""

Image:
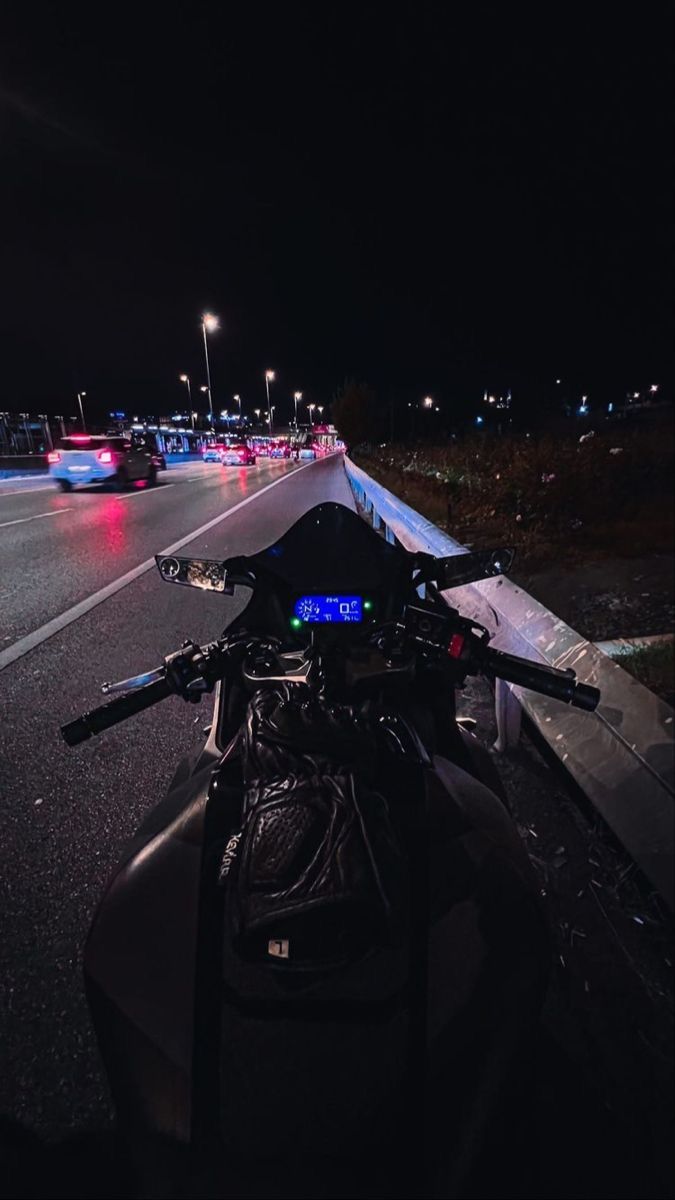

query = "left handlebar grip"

[61,676,172,745]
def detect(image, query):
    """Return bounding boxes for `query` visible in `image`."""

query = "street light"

[233,394,242,422]
[307,403,316,425]
[265,370,275,435]
[254,408,261,423]
[293,391,302,429]
[423,396,433,409]
[650,384,659,394]
[201,312,219,426]
[180,375,194,429]
[77,391,87,431]
[317,406,324,419]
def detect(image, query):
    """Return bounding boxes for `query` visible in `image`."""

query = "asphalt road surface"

[0,454,354,1143]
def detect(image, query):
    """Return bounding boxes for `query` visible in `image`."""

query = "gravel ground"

[517,554,674,644]
[461,674,674,1200]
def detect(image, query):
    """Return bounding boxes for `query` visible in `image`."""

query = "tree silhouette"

[331,379,381,450]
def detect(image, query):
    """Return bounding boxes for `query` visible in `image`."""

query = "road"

[0,454,354,1141]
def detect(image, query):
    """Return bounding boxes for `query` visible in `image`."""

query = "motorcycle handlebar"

[484,647,600,711]
[61,676,173,745]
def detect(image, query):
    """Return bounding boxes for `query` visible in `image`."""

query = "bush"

[354,424,674,568]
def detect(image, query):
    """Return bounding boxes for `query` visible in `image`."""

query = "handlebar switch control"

[405,603,452,653]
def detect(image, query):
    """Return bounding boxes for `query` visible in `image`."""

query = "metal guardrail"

[344,456,675,911]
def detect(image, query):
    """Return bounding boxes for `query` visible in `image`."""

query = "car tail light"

[97,449,114,464]
[47,451,61,464]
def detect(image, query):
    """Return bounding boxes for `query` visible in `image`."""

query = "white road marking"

[0,509,72,530]
[115,484,175,499]
[0,485,54,498]
[0,461,316,671]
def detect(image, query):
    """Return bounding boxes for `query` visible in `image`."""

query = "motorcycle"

[62,502,600,1199]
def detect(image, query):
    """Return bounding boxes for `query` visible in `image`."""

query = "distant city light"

[649,384,659,393]
[476,415,484,425]
[608,403,614,413]
[423,396,433,409]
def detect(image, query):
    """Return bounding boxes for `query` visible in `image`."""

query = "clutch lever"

[102,667,165,695]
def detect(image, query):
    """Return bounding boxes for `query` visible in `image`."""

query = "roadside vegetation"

[614,641,675,707]
[351,421,674,571]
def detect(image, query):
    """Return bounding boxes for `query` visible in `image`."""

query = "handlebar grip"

[61,676,172,745]
[570,681,601,711]
[485,648,600,711]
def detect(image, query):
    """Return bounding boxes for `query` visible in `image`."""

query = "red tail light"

[47,451,61,464]
[97,449,114,464]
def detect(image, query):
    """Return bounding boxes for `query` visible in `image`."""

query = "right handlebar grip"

[485,648,600,711]
[61,676,172,745]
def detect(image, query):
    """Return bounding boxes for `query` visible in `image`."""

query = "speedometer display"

[294,595,363,623]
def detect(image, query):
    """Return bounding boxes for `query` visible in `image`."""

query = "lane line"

[0,509,72,530]
[0,485,54,498]
[0,461,316,671]
[115,484,175,499]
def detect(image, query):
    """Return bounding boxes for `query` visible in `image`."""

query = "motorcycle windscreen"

[243,502,410,593]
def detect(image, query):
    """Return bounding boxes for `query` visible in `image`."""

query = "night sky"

[1,6,672,425]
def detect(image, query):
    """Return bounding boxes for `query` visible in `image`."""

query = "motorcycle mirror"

[435,546,515,589]
[154,555,234,594]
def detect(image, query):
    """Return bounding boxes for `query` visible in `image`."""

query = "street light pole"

[293,391,302,430]
[77,391,87,432]
[265,371,275,436]
[201,313,219,427]
[233,394,242,424]
[180,375,194,429]
[308,403,315,426]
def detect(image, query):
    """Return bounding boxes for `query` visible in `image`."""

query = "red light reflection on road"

[94,496,129,555]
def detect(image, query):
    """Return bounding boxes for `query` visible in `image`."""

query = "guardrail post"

[494,679,522,752]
